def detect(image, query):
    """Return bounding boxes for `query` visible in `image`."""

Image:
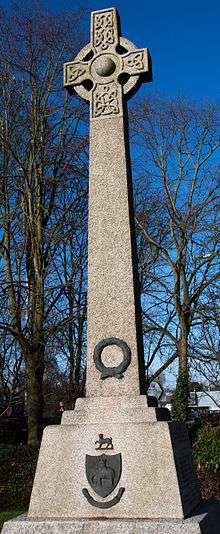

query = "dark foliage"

[0,444,39,510]
[172,370,189,423]
[197,467,220,501]
[193,424,220,473]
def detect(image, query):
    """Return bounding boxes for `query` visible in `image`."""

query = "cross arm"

[122,49,150,78]
[91,8,119,53]
[64,60,91,93]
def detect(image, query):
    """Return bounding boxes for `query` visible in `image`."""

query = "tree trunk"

[26,353,45,447]
[74,320,84,386]
[178,331,188,374]
[173,319,190,423]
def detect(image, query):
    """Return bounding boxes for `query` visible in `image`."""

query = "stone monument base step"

[2,501,220,534]
[27,420,200,519]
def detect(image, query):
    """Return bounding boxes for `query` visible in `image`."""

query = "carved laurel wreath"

[93,337,131,379]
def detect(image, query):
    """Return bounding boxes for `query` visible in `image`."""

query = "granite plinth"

[2,501,220,533]
[27,399,200,520]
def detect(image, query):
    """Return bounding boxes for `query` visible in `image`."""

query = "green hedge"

[172,370,189,423]
[193,424,220,473]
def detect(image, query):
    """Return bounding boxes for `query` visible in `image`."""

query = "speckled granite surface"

[26,419,200,520]
[2,501,220,533]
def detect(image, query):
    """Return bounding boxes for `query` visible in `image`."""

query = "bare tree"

[0,333,24,417]
[48,215,88,406]
[190,286,220,392]
[0,3,88,445]
[131,94,220,420]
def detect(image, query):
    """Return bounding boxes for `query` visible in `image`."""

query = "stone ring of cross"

[64,8,151,119]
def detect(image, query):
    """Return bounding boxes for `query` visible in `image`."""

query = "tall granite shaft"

[88,114,140,397]
[64,7,150,397]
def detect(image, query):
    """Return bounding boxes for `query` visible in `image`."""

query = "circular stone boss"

[93,55,116,77]
[90,52,121,84]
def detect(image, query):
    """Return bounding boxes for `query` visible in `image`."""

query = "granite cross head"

[64,7,151,118]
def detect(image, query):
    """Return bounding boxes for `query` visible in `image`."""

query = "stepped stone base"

[2,501,220,533]
[26,397,200,520]
[4,397,215,533]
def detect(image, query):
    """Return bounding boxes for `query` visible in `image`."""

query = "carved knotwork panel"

[92,82,122,118]
[64,62,89,86]
[92,9,118,53]
[123,50,147,75]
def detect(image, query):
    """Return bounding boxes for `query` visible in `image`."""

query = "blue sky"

[4,0,219,101]
[42,0,220,102]
[90,0,220,101]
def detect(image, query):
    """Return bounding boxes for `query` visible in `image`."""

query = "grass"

[0,511,25,532]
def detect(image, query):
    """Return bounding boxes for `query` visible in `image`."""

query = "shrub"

[172,370,189,423]
[193,424,220,473]
[0,444,39,510]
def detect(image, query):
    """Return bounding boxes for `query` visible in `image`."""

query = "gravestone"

[2,7,220,534]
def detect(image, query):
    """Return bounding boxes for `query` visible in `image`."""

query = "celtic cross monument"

[63,7,150,399]
[3,7,219,534]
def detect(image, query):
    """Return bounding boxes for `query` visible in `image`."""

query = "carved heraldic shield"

[86,453,121,497]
